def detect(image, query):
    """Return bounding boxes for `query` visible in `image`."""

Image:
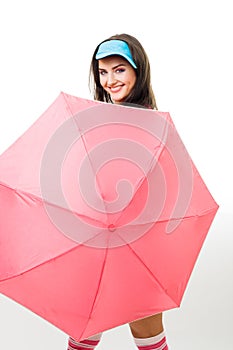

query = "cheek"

[127,72,137,88]
[128,77,137,91]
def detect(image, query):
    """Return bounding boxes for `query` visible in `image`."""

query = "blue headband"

[95,39,137,69]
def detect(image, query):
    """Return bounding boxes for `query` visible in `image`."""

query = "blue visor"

[95,39,137,69]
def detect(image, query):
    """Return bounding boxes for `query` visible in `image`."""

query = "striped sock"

[133,331,168,350]
[67,332,102,350]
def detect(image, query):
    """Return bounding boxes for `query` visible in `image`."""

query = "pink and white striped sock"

[67,332,102,350]
[133,331,168,350]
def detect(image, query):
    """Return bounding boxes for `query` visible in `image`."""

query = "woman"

[67,33,169,350]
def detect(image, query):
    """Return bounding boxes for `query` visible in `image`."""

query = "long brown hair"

[89,33,158,109]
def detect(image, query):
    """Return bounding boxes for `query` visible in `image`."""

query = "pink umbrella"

[0,92,218,341]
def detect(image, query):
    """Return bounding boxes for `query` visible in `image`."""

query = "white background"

[0,1,232,349]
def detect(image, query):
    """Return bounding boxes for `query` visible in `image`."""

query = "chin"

[111,96,126,104]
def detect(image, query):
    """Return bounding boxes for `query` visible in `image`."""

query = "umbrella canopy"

[0,92,218,341]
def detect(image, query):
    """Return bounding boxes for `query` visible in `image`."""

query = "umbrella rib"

[113,231,179,306]
[115,206,218,228]
[78,235,111,340]
[0,225,109,283]
[62,93,110,224]
[0,245,82,283]
[114,118,169,227]
[0,181,106,227]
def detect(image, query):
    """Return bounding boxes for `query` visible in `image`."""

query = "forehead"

[98,55,129,69]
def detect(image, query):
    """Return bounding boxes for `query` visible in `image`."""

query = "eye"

[99,70,107,76]
[116,68,125,73]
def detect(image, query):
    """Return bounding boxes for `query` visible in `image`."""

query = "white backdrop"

[0,1,232,349]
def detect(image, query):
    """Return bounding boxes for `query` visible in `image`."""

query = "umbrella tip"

[108,224,116,232]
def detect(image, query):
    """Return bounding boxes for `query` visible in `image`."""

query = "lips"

[109,85,124,93]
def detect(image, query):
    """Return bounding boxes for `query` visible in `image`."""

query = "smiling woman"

[89,33,158,109]
[98,56,137,103]
[66,34,169,350]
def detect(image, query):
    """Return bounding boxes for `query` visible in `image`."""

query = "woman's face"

[98,56,137,103]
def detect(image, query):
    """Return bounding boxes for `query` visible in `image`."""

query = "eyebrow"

[98,63,126,70]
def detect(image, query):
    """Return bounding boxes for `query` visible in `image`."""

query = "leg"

[129,313,164,338]
[129,313,168,349]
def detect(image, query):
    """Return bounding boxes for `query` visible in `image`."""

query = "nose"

[107,72,117,86]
